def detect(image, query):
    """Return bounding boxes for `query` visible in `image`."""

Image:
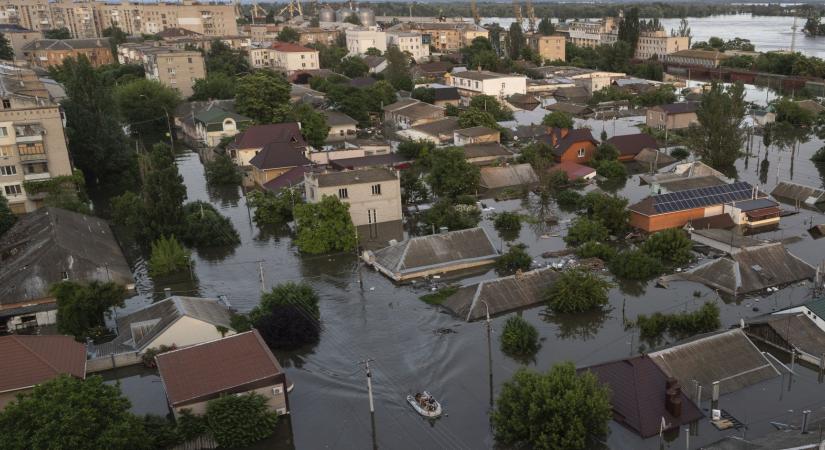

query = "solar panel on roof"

[650,181,755,215]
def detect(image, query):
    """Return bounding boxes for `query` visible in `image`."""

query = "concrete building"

[304,168,401,228]
[118,42,205,98]
[0,24,40,61]
[387,21,488,52]
[563,17,617,48]
[322,110,358,143]
[22,37,112,68]
[646,102,699,131]
[0,64,73,214]
[345,28,386,56]
[382,98,445,129]
[0,0,238,38]
[602,29,689,60]
[447,70,527,103]
[526,34,565,62]
[454,126,500,146]
[387,30,429,62]
[249,42,320,73]
[663,49,731,68]
[192,107,252,147]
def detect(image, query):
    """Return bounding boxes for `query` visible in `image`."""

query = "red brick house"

[538,128,599,163]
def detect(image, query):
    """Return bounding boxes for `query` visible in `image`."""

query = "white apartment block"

[387,31,429,62]
[447,71,527,104]
[249,42,319,73]
[304,168,402,227]
[602,29,690,60]
[345,28,386,56]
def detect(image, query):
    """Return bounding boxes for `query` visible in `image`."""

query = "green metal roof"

[194,107,252,126]
[804,298,825,320]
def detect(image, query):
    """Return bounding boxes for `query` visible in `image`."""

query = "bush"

[205,393,278,448]
[496,243,533,276]
[500,316,540,357]
[204,154,241,185]
[0,194,16,237]
[636,302,720,340]
[609,249,663,280]
[545,268,611,314]
[149,235,190,277]
[575,241,616,261]
[249,282,321,349]
[542,111,574,129]
[423,198,481,232]
[670,147,690,160]
[176,409,208,442]
[109,191,143,229]
[595,159,627,179]
[554,190,582,212]
[51,281,126,341]
[564,217,609,246]
[593,143,619,162]
[180,201,239,247]
[494,211,522,242]
[641,228,693,266]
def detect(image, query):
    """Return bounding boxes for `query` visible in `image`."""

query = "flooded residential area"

[1,3,825,450]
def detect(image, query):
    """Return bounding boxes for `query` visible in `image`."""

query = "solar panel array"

[653,181,754,214]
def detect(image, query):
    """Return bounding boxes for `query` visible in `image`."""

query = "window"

[577,148,585,158]
[371,184,381,195]
[2,99,9,109]
[187,57,192,63]
[0,127,7,137]
[338,188,348,199]
[3,184,22,196]
[0,165,16,175]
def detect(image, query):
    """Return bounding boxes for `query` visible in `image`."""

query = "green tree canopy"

[148,235,191,277]
[142,143,187,240]
[52,281,126,341]
[0,33,14,60]
[491,363,612,450]
[426,147,480,198]
[44,28,71,39]
[190,73,236,100]
[461,36,500,71]
[248,187,303,228]
[500,315,540,358]
[384,45,413,91]
[542,111,575,129]
[204,153,241,185]
[469,95,513,121]
[248,282,321,349]
[411,86,436,104]
[276,103,330,148]
[205,394,278,448]
[0,194,15,237]
[579,192,630,235]
[339,56,369,78]
[458,108,500,129]
[545,268,611,314]
[608,249,663,280]
[494,211,522,242]
[496,243,533,276]
[640,228,693,266]
[114,78,182,136]
[424,197,482,232]
[293,195,356,254]
[687,81,746,170]
[365,47,383,56]
[277,27,300,43]
[508,22,524,59]
[564,217,609,246]
[180,201,240,248]
[538,18,556,36]
[205,40,250,77]
[235,70,291,123]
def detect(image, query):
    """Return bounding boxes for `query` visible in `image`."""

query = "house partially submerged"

[0,335,86,410]
[581,355,704,438]
[770,181,825,207]
[606,133,659,162]
[461,143,513,165]
[689,228,768,255]
[746,311,825,367]
[87,296,234,371]
[363,228,499,282]
[479,163,539,192]
[440,268,560,321]
[548,161,597,181]
[649,329,780,400]
[0,208,134,333]
[665,243,815,296]
[633,148,677,171]
[640,161,729,189]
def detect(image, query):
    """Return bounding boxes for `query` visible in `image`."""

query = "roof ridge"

[13,335,63,377]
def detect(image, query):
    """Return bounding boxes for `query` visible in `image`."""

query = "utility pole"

[259,261,266,292]
[355,228,363,290]
[362,359,376,413]
[480,300,493,410]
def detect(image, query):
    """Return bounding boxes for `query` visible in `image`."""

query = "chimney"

[665,377,683,418]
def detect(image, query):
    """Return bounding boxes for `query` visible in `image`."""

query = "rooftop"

[455,126,499,138]
[652,102,700,115]
[461,142,512,160]
[271,41,316,53]
[193,106,251,125]
[629,181,760,216]
[479,164,539,190]
[322,110,358,126]
[23,38,110,51]
[803,297,825,320]
[770,181,825,204]
[231,122,305,150]
[606,133,659,157]
[405,117,460,137]
[538,128,598,157]
[730,198,779,212]
[548,161,596,180]
[668,49,731,60]
[657,175,730,192]
[329,153,410,171]
[249,141,311,170]
[0,335,86,393]
[392,101,445,120]
[311,168,397,187]
[452,70,522,81]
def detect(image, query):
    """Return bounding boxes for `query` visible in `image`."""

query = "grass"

[419,285,459,305]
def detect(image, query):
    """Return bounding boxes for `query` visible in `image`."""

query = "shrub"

[500,316,540,357]
[204,154,241,185]
[176,409,209,442]
[636,302,720,340]
[593,143,619,162]
[670,147,690,160]
[545,268,611,314]
[149,235,191,277]
[180,201,239,247]
[564,217,609,246]
[595,159,627,179]
[494,211,522,242]
[575,241,616,261]
[609,249,663,280]
[542,110,574,129]
[141,344,176,368]
[641,228,693,266]
[496,243,533,276]
[205,393,278,448]
[0,195,16,237]
[293,195,356,254]
[554,190,582,212]
[423,198,481,232]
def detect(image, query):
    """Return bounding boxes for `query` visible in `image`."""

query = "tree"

[538,18,556,36]
[0,33,13,60]
[339,56,369,78]
[142,143,187,240]
[148,235,191,277]
[617,7,641,51]
[427,147,480,198]
[494,211,522,242]
[205,40,250,77]
[204,154,241,185]
[608,249,663,280]
[400,170,429,204]
[579,192,629,235]
[281,103,329,147]
[247,188,303,227]
[687,82,746,171]
[397,140,434,160]
[249,282,321,349]
[545,268,611,313]
[641,228,693,266]
[593,142,619,162]
[461,36,499,71]
[564,217,609,246]
[500,315,540,358]
[343,14,362,26]
[595,159,627,179]
[206,394,278,448]
[293,195,356,254]
[491,363,612,450]
[190,73,236,100]
[508,22,524,60]
[102,26,128,59]
[411,86,436,104]
[384,46,413,91]
[575,241,616,261]
[774,98,816,127]
[52,281,126,341]
[458,108,500,129]
[44,28,71,39]
[365,47,382,56]
[542,111,574,129]
[0,375,150,450]
[114,79,181,136]
[310,43,348,69]
[236,70,291,123]
[277,27,299,43]
[180,201,240,247]
[496,243,533,276]
[0,195,15,237]
[469,95,513,121]
[424,197,482,232]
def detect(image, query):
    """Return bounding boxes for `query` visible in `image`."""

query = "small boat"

[407,391,442,418]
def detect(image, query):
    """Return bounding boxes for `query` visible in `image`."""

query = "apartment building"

[0,24,41,61]
[0,0,237,38]
[345,28,386,55]
[304,168,402,228]
[387,30,429,62]
[0,64,73,214]
[249,42,319,73]
[118,43,205,98]
[526,34,565,62]
[663,49,731,68]
[446,70,527,103]
[22,37,112,68]
[602,29,689,60]
[387,22,488,52]
[562,17,617,48]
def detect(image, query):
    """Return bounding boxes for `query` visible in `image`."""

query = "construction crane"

[471,0,480,25]
[249,2,267,24]
[525,0,536,32]
[278,0,303,19]
[512,0,523,29]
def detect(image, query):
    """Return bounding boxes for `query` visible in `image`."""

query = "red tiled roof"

[548,161,596,180]
[271,42,316,53]
[231,123,306,150]
[607,133,659,157]
[156,330,284,406]
[249,141,311,170]
[538,128,598,157]
[0,335,86,393]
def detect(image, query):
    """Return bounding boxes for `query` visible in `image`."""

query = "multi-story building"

[296,27,341,47]
[0,64,73,213]
[526,34,565,62]
[446,70,527,103]
[662,49,731,68]
[387,22,488,52]
[0,24,41,61]
[602,29,689,60]
[562,17,616,48]
[249,42,319,73]
[22,37,112,68]
[387,30,429,62]
[304,168,402,228]
[345,28,386,56]
[0,0,237,38]
[118,42,205,98]
[243,23,281,43]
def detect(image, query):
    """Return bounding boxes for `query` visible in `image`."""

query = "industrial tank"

[357,8,375,26]
[336,8,355,22]
[319,7,335,23]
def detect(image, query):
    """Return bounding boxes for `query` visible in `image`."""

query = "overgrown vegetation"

[496,243,533,276]
[204,154,241,185]
[179,201,240,248]
[634,302,721,340]
[247,282,321,349]
[205,393,279,448]
[51,281,126,341]
[247,188,303,228]
[423,196,481,233]
[500,316,540,358]
[608,249,664,280]
[564,217,609,246]
[148,235,191,277]
[493,211,522,242]
[545,269,612,314]
[293,195,356,254]
[419,286,459,305]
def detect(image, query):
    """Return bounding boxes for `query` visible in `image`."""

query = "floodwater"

[102,89,825,449]
[484,14,825,58]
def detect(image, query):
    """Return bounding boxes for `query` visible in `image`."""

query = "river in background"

[482,14,825,59]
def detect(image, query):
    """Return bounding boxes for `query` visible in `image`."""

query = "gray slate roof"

[770,181,825,204]
[23,38,110,51]
[749,313,825,360]
[462,143,512,160]
[88,296,232,357]
[322,110,358,126]
[479,164,539,190]
[649,329,779,400]
[441,268,560,321]
[371,227,498,278]
[314,168,397,187]
[0,208,133,307]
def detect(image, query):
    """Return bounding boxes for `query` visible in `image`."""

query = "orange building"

[538,128,599,163]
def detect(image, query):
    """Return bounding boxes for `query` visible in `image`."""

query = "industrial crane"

[525,0,536,32]
[278,0,304,19]
[512,0,523,28]
[471,0,480,25]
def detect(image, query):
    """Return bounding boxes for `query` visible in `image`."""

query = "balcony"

[24,172,51,181]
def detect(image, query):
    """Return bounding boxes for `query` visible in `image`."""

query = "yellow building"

[304,168,401,227]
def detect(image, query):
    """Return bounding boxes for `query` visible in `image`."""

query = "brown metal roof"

[249,141,310,170]
[156,330,283,406]
[461,142,512,159]
[607,133,659,157]
[231,123,305,150]
[0,335,85,393]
